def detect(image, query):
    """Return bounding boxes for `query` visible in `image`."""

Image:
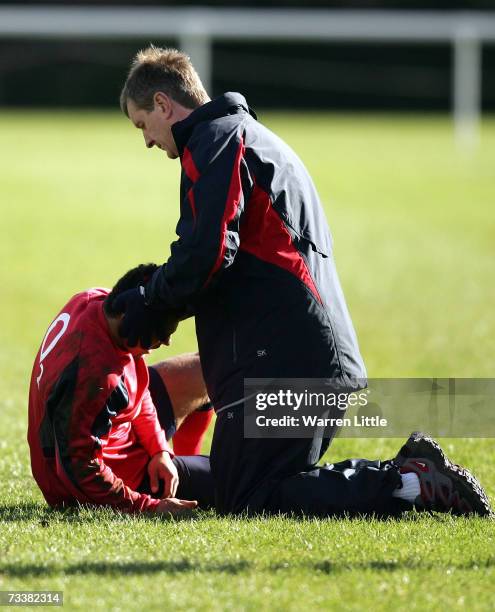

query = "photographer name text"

[255,414,387,428]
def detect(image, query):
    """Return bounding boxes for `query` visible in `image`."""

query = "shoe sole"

[395,431,493,517]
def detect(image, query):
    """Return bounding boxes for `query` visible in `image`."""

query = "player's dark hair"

[120,46,209,116]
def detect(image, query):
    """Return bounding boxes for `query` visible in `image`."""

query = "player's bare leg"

[150,352,209,428]
[148,352,213,455]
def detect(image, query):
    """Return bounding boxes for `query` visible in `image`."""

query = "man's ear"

[154,91,173,117]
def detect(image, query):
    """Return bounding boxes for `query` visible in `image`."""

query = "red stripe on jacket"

[182,147,200,222]
[187,188,197,222]
[204,138,246,287]
[239,183,323,304]
[182,147,200,182]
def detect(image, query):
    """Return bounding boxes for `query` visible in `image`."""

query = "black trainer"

[394,432,493,516]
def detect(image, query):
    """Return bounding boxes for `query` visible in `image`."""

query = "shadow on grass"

[0,502,469,525]
[0,502,211,524]
[310,558,495,573]
[0,559,249,577]
[1,557,494,578]
[0,502,48,522]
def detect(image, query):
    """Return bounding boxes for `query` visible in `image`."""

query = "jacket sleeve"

[146,124,253,309]
[132,389,173,458]
[52,371,161,514]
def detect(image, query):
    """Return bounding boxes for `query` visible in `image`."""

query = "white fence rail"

[1,7,495,146]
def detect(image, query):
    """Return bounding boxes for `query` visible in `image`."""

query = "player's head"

[120,46,209,159]
[104,263,179,356]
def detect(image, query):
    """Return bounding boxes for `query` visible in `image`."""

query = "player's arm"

[133,388,178,497]
[52,374,175,513]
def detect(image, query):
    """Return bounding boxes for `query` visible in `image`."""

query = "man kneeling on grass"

[28,264,214,515]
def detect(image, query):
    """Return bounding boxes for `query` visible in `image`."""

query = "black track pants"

[210,404,411,517]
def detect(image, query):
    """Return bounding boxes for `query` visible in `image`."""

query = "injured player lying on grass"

[28,263,214,515]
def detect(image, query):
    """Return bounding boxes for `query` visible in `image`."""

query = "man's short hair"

[120,45,209,116]
[104,263,179,342]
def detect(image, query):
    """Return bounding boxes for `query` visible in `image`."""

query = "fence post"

[453,25,481,150]
[179,32,212,97]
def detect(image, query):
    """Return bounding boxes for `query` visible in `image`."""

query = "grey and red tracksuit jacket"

[147,92,367,408]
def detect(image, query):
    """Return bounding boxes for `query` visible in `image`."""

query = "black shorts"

[147,365,176,440]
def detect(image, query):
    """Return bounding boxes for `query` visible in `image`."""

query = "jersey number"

[36,313,71,388]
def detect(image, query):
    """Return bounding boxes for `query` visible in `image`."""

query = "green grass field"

[1,111,494,610]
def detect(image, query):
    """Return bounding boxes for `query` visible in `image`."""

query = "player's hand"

[153,498,198,516]
[113,286,153,348]
[148,451,179,498]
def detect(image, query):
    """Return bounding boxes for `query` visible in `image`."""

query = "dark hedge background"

[0,3,493,109]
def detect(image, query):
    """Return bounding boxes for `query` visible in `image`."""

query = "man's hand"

[148,451,179,498]
[113,286,153,348]
[113,285,182,350]
[153,498,198,516]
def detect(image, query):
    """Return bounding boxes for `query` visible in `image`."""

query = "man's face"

[127,97,179,159]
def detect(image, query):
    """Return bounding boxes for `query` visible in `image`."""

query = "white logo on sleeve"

[36,313,71,388]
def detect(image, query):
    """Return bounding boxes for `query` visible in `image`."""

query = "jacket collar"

[172,92,256,155]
